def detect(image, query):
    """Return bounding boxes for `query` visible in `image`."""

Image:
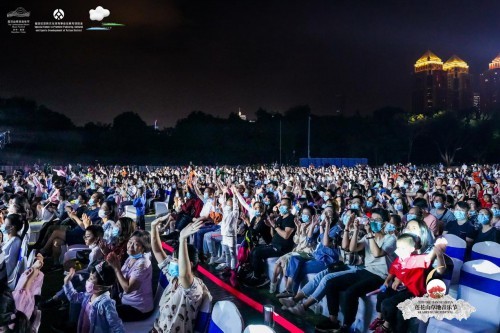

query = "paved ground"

[38,216,320,332]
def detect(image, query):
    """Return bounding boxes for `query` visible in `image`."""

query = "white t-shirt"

[358,234,397,279]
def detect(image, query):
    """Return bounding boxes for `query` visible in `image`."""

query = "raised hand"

[179,220,204,240]
[64,268,76,285]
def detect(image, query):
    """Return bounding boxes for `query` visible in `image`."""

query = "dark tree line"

[0,97,498,165]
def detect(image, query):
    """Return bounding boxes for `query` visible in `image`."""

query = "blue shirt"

[64,283,125,333]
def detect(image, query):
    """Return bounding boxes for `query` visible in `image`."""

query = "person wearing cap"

[63,261,124,333]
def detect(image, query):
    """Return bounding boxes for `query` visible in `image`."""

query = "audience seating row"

[263,241,500,333]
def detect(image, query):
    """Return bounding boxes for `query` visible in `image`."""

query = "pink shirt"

[424,214,440,237]
[13,270,44,319]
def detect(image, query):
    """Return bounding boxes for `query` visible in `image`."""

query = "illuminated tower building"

[412,50,447,114]
[443,55,472,111]
[480,54,500,112]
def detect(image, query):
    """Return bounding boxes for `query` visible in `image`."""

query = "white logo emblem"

[7,7,30,18]
[53,9,64,20]
[89,6,110,21]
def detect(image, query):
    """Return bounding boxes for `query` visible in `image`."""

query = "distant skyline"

[1,0,499,126]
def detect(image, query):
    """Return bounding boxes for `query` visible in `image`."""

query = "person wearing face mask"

[162,188,203,242]
[411,199,440,237]
[107,230,154,321]
[430,193,456,227]
[315,209,397,333]
[0,214,25,287]
[443,201,476,247]
[63,261,124,333]
[466,198,480,221]
[280,208,365,316]
[190,185,218,257]
[269,207,317,294]
[473,208,500,244]
[214,188,240,274]
[42,226,105,311]
[277,210,341,304]
[492,204,500,229]
[245,198,296,287]
[98,201,117,244]
[150,218,212,333]
[370,234,447,333]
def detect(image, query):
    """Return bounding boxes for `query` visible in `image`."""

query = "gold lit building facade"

[443,55,472,111]
[479,54,500,112]
[412,51,447,114]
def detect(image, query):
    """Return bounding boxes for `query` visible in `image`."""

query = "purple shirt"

[120,255,153,313]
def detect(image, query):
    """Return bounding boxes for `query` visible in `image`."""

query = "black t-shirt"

[271,214,296,252]
[444,219,476,240]
[249,216,272,245]
[474,227,500,244]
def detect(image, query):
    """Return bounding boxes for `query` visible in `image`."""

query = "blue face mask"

[186,192,191,199]
[350,203,359,210]
[323,195,330,201]
[88,198,95,206]
[384,224,396,233]
[203,193,209,200]
[394,204,403,211]
[469,210,477,217]
[301,214,310,223]
[168,262,179,277]
[321,204,327,209]
[433,202,443,209]
[407,214,417,221]
[111,226,120,237]
[391,194,398,200]
[477,214,490,225]
[243,192,249,198]
[254,211,261,217]
[493,208,500,217]
[320,213,325,222]
[263,200,270,206]
[342,214,350,226]
[366,201,373,208]
[129,253,144,260]
[454,210,466,221]
[279,206,289,215]
[370,221,383,233]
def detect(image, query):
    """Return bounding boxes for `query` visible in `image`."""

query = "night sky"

[1,0,499,127]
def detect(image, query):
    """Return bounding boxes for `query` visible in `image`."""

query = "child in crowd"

[63,262,124,333]
[369,234,447,332]
[215,185,240,274]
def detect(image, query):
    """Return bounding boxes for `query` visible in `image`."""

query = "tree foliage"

[0,97,498,165]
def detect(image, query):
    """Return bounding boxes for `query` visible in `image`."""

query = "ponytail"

[12,310,31,333]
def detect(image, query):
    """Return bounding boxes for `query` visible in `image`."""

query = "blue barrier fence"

[299,158,368,167]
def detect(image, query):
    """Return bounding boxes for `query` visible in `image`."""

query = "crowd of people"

[0,163,499,333]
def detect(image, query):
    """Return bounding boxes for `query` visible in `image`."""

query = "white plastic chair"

[443,234,467,262]
[208,301,244,333]
[124,205,137,220]
[8,237,28,290]
[59,244,89,265]
[154,202,169,218]
[471,241,500,267]
[442,256,463,299]
[427,260,500,333]
[243,325,275,333]
[27,249,36,268]
[123,283,165,333]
